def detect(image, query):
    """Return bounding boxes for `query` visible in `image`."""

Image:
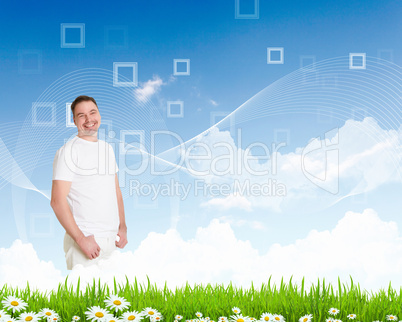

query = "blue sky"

[0,0,401,291]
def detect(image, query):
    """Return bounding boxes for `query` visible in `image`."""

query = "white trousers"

[63,232,117,270]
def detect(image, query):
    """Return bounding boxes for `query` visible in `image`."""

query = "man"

[50,95,127,270]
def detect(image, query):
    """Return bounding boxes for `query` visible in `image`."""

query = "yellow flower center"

[275,318,280,321]
[113,300,121,306]
[25,317,33,321]
[128,316,135,321]
[110,320,115,322]
[264,318,269,321]
[149,312,154,316]
[332,310,336,313]
[53,318,57,321]
[95,313,104,318]
[234,311,238,314]
[156,318,160,320]
[46,313,52,316]
[237,319,244,322]
[11,301,19,306]
[303,319,308,322]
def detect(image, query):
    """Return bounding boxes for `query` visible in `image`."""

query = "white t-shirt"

[52,135,120,237]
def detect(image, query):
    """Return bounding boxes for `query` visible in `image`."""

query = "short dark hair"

[71,95,98,117]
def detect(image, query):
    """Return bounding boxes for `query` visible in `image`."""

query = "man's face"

[73,100,101,136]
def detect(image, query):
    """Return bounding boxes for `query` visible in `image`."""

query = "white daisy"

[47,317,59,322]
[38,309,58,319]
[2,296,28,313]
[229,314,249,322]
[105,317,121,322]
[328,309,340,316]
[104,295,130,312]
[85,306,111,322]
[151,314,163,322]
[143,308,159,319]
[218,317,228,322]
[0,310,11,321]
[299,315,313,322]
[232,308,241,315]
[206,318,210,321]
[175,316,183,321]
[386,316,397,321]
[72,317,80,321]
[260,313,273,322]
[195,313,203,319]
[326,319,334,322]
[347,315,356,320]
[18,312,40,322]
[271,315,284,322]
[333,320,342,322]
[121,311,144,322]
[3,317,17,322]
[250,319,256,322]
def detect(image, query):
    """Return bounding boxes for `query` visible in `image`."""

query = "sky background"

[0,0,401,292]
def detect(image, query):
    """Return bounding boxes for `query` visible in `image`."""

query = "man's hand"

[116,225,128,248]
[76,235,101,259]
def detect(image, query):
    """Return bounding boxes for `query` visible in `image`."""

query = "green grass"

[0,276,401,322]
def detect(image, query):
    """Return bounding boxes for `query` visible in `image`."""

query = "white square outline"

[61,23,85,48]
[210,111,235,136]
[133,194,159,209]
[167,101,184,118]
[173,59,190,76]
[18,49,42,74]
[377,49,393,62]
[267,47,284,64]
[113,62,138,87]
[274,128,290,146]
[349,53,366,70]
[32,102,56,126]
[235,0,259,19]
[66,103,75,127]
[119,130,145,155]
[30,213,54,238]
[299,55,316,70]
[104,25,129,50]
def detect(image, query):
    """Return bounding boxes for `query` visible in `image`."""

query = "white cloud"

[0,240,64,291]
[135,75,164,102]
[200,192,252,212]
[3,208,402,293]
[218,215,266,230]
[183,118,401,212]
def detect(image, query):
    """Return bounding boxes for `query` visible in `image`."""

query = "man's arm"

[115,173,128,248]
[50,180,101,259]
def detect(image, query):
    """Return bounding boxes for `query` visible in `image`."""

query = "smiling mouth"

[84,122,96,129]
